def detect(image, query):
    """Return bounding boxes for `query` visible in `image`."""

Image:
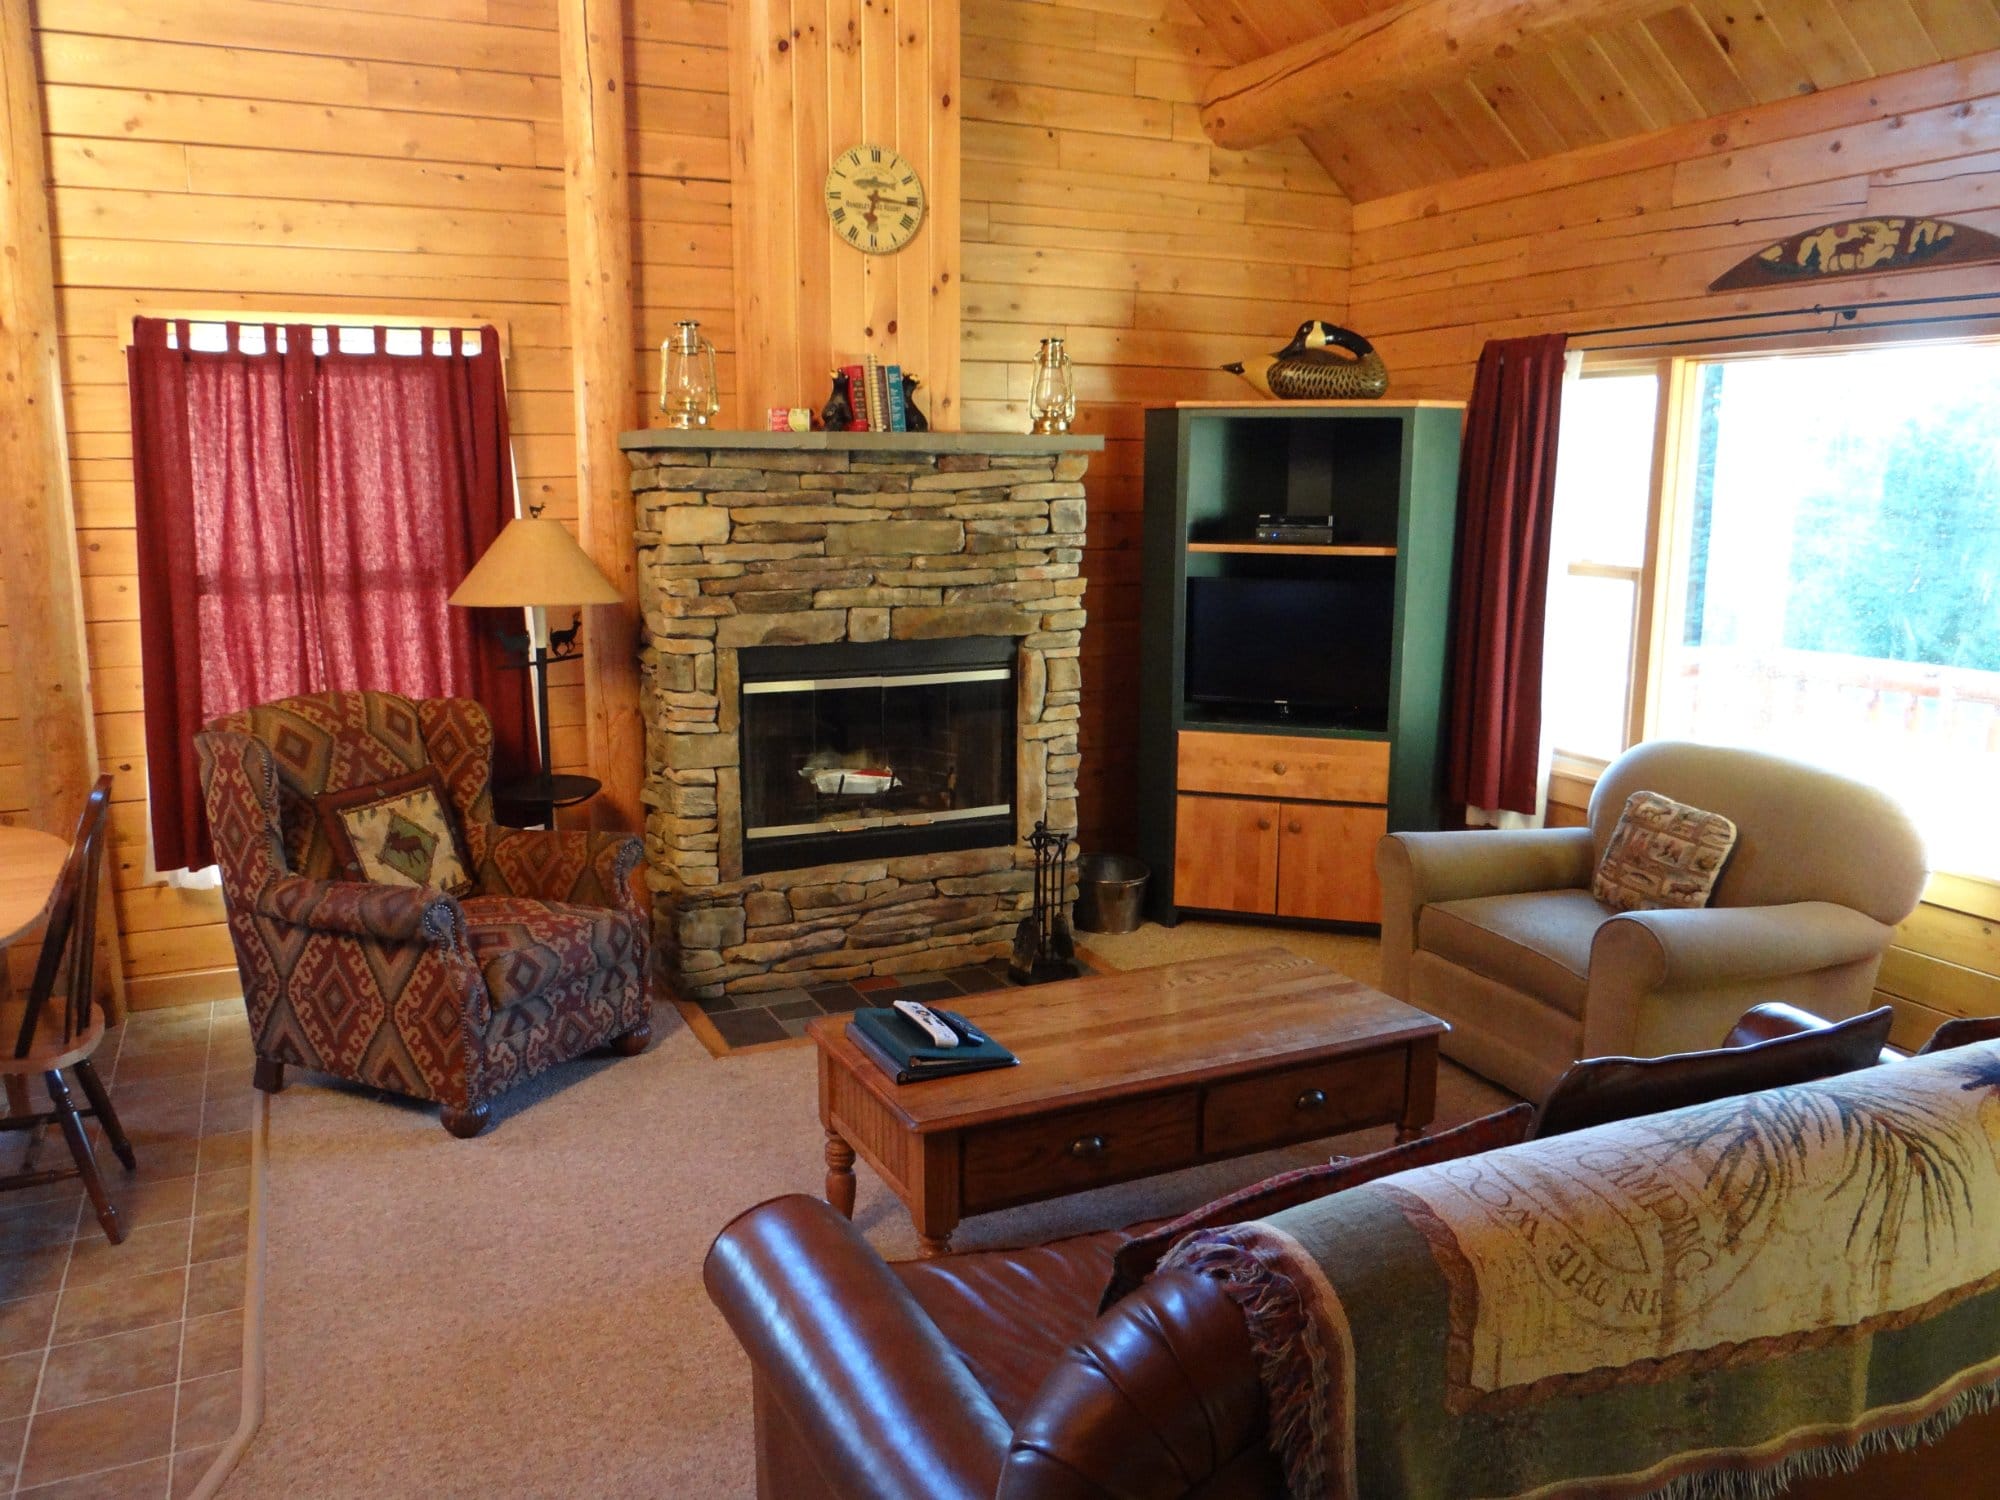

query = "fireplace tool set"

[1010,820,1081,985]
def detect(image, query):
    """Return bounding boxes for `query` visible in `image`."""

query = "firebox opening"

[736,636,1018,876]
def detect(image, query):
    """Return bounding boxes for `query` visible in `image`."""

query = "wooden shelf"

[1187,542,1398,557]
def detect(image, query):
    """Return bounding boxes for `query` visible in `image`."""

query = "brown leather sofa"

[706,1008,2000,1500]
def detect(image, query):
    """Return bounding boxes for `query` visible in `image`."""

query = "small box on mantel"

[766,407,812,433]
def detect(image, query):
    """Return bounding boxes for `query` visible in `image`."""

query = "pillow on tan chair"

[1531,1005,1894,1140]
[1591,789,1739,912]
[1100,1103,1536,1311]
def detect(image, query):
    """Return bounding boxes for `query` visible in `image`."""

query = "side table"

[493,773,601,830]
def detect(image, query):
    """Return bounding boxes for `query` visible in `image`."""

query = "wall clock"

[824,144,925,255]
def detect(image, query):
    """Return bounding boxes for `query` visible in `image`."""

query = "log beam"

[556,0,644,832]
[0,0,122,1011]
[1200,0,1679,151]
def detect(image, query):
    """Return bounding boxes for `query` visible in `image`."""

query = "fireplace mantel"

[625,427,1100,1008]
[620,429,1104,456]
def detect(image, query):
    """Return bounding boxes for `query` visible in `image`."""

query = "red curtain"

[130,320,537,871]
[1445,333,1570,816]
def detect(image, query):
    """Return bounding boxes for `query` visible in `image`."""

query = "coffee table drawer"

[962,1093,1197,1213]
[1202,1051,1409,1157]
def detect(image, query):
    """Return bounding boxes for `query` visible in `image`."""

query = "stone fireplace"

[625,430,1102,1002]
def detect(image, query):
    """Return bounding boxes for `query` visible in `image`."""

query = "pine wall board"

[959,0,1354,857]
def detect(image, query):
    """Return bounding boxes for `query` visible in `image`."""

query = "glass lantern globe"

[659,319,721,430]
[1029,336,1076,435]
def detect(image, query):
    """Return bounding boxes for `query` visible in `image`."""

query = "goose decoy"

[1222,320,1389,400]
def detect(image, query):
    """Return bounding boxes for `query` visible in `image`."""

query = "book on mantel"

[848,1007,1018,1085]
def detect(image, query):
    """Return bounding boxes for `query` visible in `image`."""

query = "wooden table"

[0,828,66,945]
[0,828,68,1116]
[808,946,1446,1256]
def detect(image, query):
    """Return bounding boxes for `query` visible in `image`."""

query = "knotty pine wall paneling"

[1346,52,2000,1032]
[959,0,1354,856]
[27,0,731,1008]
[728,0,961,425]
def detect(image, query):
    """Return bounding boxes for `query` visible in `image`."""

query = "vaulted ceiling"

[1181,0,2000,202]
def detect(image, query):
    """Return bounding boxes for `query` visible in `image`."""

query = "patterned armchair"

[196,691,651,1137]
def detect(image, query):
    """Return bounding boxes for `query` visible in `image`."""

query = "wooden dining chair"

[0,776,134,1243]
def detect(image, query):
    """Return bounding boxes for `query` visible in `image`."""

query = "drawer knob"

[1069,1134,1107,1158]
[1272,761,1288,775]
[1296,1088,1327,1111]
[1288,820,1303,835]
[1256,817,1271,832]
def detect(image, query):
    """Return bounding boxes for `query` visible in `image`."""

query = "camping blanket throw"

[1163,1044,2000,1499]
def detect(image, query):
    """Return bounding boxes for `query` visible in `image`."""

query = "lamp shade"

[449,515,624,608]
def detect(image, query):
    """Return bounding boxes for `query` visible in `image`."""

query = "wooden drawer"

[1201,1051,1411,1158]
[1178,731,1389,804]
[962,1092,1198,1214]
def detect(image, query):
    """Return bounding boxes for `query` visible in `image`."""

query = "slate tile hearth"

[698,961,1013,1050]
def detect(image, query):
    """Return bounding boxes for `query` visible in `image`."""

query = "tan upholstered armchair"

[196,691,652,1137]
[1375,740,1928,1100]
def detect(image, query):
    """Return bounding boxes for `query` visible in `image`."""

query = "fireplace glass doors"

[737,637,1016,875]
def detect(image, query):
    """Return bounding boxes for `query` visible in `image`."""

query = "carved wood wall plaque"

[1710,217,2000,292]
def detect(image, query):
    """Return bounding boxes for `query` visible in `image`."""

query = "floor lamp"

[449,507,623,823]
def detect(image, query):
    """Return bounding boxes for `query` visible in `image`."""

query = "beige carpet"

[219,927,1510,1498]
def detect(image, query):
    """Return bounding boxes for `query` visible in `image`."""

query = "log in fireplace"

[737,637,1016,875]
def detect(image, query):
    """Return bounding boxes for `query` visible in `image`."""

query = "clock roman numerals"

[825,144,923,255]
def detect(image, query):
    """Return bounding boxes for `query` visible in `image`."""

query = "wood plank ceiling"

[1181,0,2000,201]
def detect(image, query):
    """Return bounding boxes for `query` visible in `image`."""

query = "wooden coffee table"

[807,947,1446,1256]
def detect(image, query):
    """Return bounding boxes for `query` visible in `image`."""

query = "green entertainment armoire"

[1138,401,1464,926]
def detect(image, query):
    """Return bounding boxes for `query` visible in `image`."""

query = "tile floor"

[0,1000,254,1498]
[693,959,1015,1050]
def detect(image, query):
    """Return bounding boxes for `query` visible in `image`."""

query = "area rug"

[216,995,1512,1497]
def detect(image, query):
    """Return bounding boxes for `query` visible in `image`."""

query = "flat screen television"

[1185,576,1394,729]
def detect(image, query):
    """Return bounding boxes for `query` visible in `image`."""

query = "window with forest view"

[1654,341,2000,879]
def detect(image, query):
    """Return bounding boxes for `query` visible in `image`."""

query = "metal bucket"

[1074,853,1149,934]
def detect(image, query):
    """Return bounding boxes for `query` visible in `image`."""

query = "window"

[1654,341,2000,879]
[1547,338,2000,880]
[129,318,533,871]
[1542,368,1657,765]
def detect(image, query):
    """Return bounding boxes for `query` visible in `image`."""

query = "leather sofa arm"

[256,875,463,946]
[1001,1270,1277,1499]
[1723,1001,1838,1049]
[1725,1000,1906,1064]
[704,1195,1010,1500]
[1594,901,1893,990]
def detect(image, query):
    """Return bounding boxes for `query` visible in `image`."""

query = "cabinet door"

[1174,795,1279,915]
[1276,802,1388,923]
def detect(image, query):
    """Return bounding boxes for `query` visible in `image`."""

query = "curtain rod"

[1580,306,2000,352]
[1571,288,2000,340]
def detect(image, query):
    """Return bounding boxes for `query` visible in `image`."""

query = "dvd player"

[1253,514,1358,545]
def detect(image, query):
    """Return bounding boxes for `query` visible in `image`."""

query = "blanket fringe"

[1641,1373,2000,1500]
[1167,1227,2000,1500]
[1165,1228,1335,1499]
